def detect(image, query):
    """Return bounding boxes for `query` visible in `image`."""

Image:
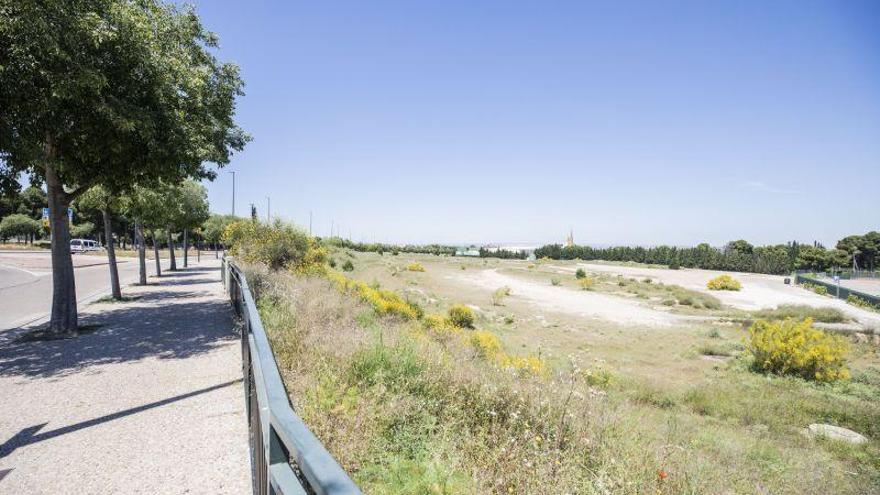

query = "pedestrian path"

[0,259,249,494]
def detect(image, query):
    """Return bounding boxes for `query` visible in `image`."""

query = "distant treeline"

[534,232,879,275]
[479,247,528,260]
[324,237,457,256]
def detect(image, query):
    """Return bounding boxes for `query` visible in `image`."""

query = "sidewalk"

[0,259,250,494]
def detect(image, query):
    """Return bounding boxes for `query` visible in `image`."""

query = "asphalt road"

[0,251,169,332]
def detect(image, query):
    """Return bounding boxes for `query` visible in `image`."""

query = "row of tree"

[0,0,249,335]
[533,233,879,275]
[324,237,458,256]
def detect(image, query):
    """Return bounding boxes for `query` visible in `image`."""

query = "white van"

[70,239,101,253]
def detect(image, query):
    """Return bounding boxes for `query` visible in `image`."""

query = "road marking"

[0,264,50,277]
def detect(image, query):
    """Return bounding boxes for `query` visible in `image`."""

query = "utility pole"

[331,220,334,238]
[309,211,313,236]
[266,196,271,223]
[229,170,236,217]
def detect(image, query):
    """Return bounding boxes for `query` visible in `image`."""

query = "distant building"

[455,246,481,257]
[565,230,575,247]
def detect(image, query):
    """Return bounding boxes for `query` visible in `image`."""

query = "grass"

[244,263,880,494]
[751,304,848,323]
[614,277,722,310]
[93,295,141,304]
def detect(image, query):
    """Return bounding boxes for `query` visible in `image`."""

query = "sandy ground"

[454,269,686,328]
[562,262,880,330]
[0,260,249,494]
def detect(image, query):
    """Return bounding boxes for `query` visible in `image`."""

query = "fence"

[222,257,361,495]
[794,273,880,307]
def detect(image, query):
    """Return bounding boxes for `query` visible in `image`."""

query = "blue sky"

[194,0,880,247]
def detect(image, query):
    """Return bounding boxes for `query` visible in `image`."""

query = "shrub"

[661,298,676,306]
[550,277,561,286]
[491,286,511,306]
[847,294,879,312]
[668,258,680,270]
[223,219,325,272]
[448,304,475,328]
[328,258,337,268]
[802,282,828,296]
[342,260,354,272]
[470,330,502,358]
[527,263,536,269]
[407,262,426,272]
[752,304,847,323]
[747,318,850,382]
[578,277,595,290]
[707,274,741,291]
[326,272,422,320]
[575,268,586,279]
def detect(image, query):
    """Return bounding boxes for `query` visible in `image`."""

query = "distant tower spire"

[565,229,574,248]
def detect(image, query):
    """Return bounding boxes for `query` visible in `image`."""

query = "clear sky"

[193,0,880,247]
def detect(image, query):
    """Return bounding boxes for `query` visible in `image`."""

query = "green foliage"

[801,282,828,296]
[747,318,850,382]
[69,222,96,239]
[342,260,355,272]
[0,213,41,240]
[201,214,238,244]
[847,294,879,312]
[707,274,741,291]
[575,268,586,279]
[752,304,847,323]
[325,237,456,256]
[223,219,325,271]
[550,277,561,286]
[447,304,475,328]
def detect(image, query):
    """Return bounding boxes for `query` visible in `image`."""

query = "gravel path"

[457,269,685,327]
[0,260,249,494]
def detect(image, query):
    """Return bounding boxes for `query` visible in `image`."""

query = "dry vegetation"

[241,250,880,494]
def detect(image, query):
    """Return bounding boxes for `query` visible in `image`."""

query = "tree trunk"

[45,160,78,335]
[152,231,162,277]
[102,208,122,299]
[183,228,189,268]
[136,220,147,285]
[167,227,177,270]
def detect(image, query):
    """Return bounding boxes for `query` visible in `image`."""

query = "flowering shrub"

[448,304,475,328]
[222,219,326,272]
[326,272,422,320]
[406,262,426,272]
[578,277,595,290]
[470,330,502,358]
[706,274,741,291]
[747,318,850,382]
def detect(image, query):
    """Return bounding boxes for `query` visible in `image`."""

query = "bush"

[752,304,847,323]
[802,282,828,296]
[550,277,561,286]
[0,213,42,241]
[223,219,325,272]
[342,260,354,272]
[847,294,879,311]
[469,330,502,358]
[707,274,741,291]
[447,304,475,328]
[575,268,586,279]
[406,262,425,272]
[326,272,423,320]
[491,286,511,306]
[578,277,595,290]
[747,318,850,382]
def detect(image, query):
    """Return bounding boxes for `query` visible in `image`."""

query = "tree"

[0,0,249,335]
[78,185,124,299]
[123,184,170,283]
[169,181,210,268]
[0,213,41,243]
[202,213,237,259]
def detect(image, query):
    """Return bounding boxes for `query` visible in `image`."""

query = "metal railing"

[222,257,361,495]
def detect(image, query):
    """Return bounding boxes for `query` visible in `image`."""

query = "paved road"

[0,260,249,493]
[0,252,166,332]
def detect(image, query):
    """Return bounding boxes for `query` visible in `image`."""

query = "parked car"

[70,238,102,253]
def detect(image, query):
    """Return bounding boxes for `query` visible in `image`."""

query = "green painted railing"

[222,257,361,495]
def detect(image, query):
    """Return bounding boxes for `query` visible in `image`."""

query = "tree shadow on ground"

[0,266,237,379]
